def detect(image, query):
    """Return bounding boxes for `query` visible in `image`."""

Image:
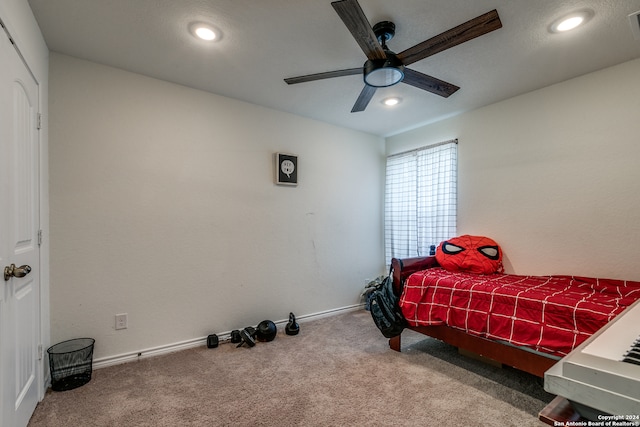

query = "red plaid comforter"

[399,268,640,357]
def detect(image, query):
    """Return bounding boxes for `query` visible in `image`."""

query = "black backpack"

[369,270,406,338]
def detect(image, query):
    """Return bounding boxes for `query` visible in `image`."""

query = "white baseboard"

[93,303,364,370]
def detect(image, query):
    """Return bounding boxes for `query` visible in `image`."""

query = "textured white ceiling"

[28,0,640,136]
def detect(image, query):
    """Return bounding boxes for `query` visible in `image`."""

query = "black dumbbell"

[207,334,219,348]
[237,327,256,347]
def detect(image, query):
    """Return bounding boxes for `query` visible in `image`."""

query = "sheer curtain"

[385,140,457,266]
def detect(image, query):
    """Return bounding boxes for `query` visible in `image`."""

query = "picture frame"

[275,153,298,186]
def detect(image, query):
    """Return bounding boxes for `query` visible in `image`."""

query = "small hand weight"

[230,329,242,343]
[237,328,256,347]
[207,334,219,348]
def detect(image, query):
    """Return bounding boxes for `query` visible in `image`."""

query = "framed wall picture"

[275,153,298,186]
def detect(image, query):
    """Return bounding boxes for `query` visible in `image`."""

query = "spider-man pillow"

[435,235,503,274]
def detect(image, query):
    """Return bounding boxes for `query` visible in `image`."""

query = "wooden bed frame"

[389,256,559,378]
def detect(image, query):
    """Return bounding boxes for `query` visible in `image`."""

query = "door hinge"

[37,113,42,130]
[38,229,43,246]
[38,344,43,361]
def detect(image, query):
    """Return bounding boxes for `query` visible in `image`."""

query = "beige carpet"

[29,310,552,426]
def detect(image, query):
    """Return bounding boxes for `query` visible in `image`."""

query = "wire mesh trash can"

[47,338,95,391]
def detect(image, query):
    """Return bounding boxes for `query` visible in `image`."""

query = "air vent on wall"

[629,10,640,40]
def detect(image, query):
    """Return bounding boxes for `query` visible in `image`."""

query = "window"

[385,140,457,266]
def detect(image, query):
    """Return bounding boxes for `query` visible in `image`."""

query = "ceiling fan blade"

[285,68,362,85]
[402,68,459,98]
[351,85,377,112]
[331,0,386,60]
[398,9,502,66]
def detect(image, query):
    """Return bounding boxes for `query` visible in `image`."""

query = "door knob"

[4,264,31,281]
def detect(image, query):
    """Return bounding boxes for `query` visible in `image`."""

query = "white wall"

[387,58,640,281]
[0,0,50,396]
[49,53,385,361]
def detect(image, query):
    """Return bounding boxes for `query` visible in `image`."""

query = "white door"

[1,24,41,427]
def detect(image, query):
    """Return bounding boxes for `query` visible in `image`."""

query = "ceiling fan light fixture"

[363,55,405,88]
[549,9,594,33]
[365,67,404,87]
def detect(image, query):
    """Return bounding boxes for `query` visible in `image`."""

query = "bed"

[389,255,640,377]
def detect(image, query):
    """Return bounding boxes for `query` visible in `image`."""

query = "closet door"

[1,25,41,427]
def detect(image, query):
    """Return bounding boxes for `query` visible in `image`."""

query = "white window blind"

[385,140,457,265]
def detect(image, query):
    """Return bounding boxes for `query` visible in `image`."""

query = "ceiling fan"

[284,0,502,112]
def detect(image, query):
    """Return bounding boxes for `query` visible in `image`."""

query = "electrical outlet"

[115,313,128,330]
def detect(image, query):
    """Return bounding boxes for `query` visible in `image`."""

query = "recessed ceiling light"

[556,16,583,32]
[195,27,216,40]
[549,9,594,33]
[382,97,401,107]
[190,22,221,41]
